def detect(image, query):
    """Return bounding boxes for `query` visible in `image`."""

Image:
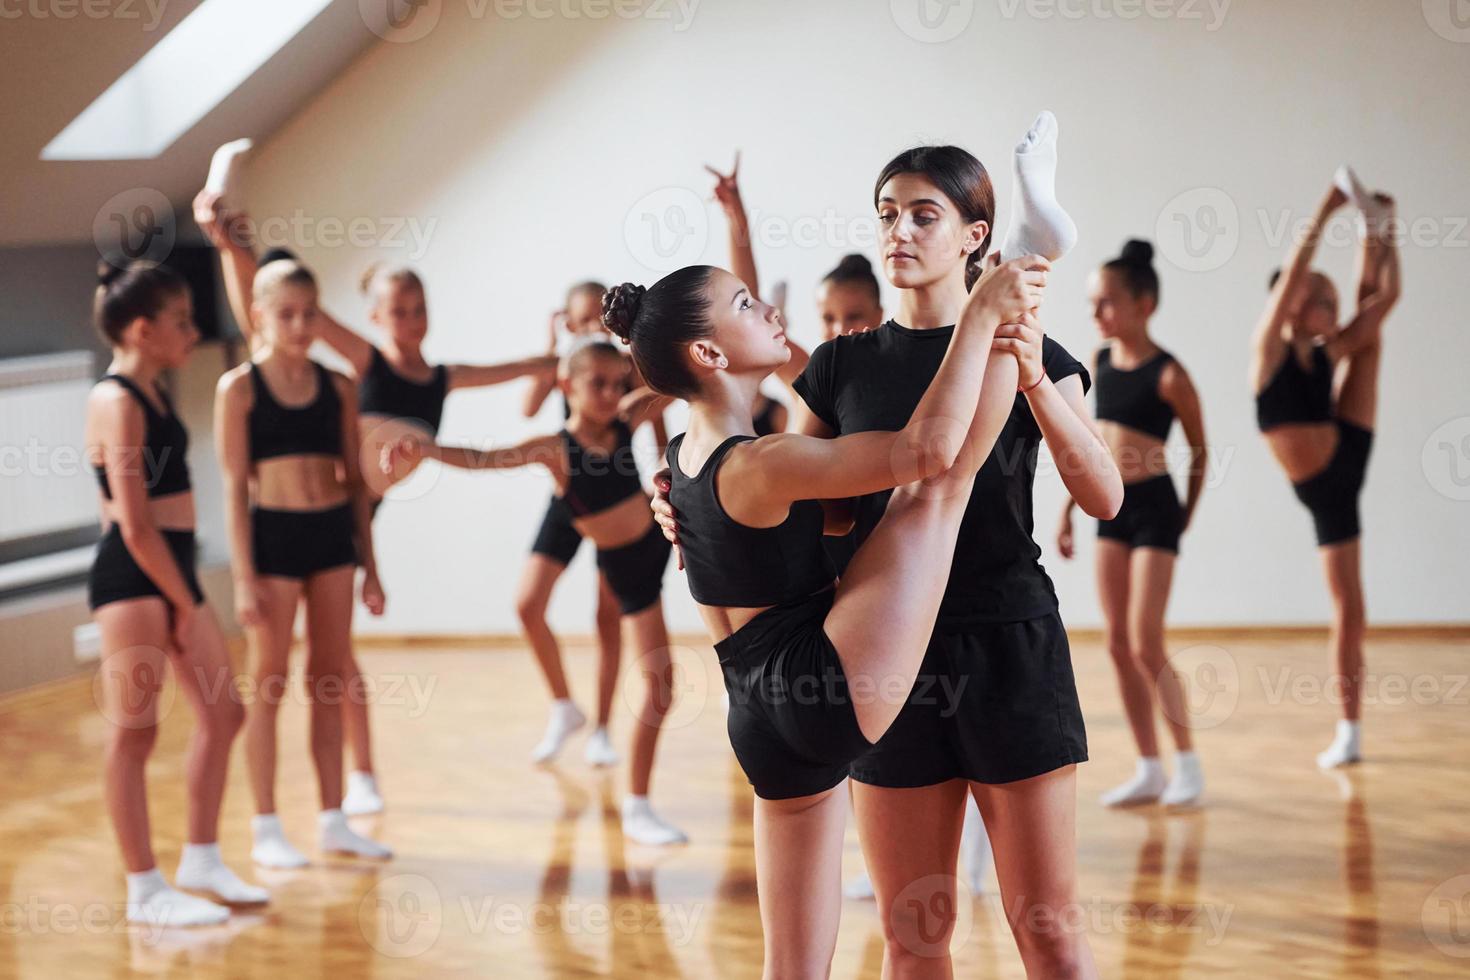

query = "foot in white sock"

[175,844,269,905]
[585,727,620,767]
[621,796,688,846]
[531,699,586,764]
[251,814,309,869]
[1334,165,1391,237]
[1100,758,1167,807]
[126,869,229,927]
[1000,110,1078,262]
[959,796,991,894]
[204,139,252,206]
[319,809,393,859]
[1316,720,1362,769]
[843,872,876,901]
[1160,751,1205,807]
[342,771,384,816]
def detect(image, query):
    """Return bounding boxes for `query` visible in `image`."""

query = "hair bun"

[1119,239,1154,266]
[96,258,126,288]
[834,253,872,274]
[601,283,645,344]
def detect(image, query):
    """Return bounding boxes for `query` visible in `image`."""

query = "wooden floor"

[1,628,1467,978]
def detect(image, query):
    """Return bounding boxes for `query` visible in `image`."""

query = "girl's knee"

[107,722,158,763]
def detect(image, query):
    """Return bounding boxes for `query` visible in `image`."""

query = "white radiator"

[0,352,97,545]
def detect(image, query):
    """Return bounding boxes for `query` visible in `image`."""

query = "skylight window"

[41,0,334,161]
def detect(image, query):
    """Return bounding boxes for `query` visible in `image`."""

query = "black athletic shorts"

[849,611,1088,787]
[717,589,873,800]
[252,504,358,580]
[1292,419,1373,546]
[530,495,583,566]
[1097,473,1184,554]
[89,525,204,611]
[595,524,671,615]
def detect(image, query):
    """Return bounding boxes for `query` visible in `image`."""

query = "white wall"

[243,0,1470,633]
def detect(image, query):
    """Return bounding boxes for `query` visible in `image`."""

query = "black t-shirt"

[793,320,1090,627]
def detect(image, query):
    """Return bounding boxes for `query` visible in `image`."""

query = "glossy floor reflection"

[0,629,1465,977]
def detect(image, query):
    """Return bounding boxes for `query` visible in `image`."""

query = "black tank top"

[667,433,835,607]
[752,396,781,437]
[248,362,344,461]
[92,374,191,500]
[560,420,643,517]
[358,346,449,434]
[1094,346,1175,441]
[1256,345,1332,432]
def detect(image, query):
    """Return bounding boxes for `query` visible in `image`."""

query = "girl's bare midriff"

[1099,421,1173,485]
[99,489,196,533]
[571,492,659,550]
[252,455,350,511]
[1263,422,1339,484]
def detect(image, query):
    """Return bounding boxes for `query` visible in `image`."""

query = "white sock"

[1317,719,1362,769]
[204,139,252,206]
[1000,110,1078,262]
[1334,165,1391,238]
[1100,757,1167,807]
[584,727,620,768]
[1160,750,1205,807]
[175,843,269,905]
[342,770,385,816]
[531,699,586,764]
[620,795,688,846]
[126,868,229,927]
[959,795,991,894]
[250,814,309,869]
[319,809,393,859]
[843,871,876,901]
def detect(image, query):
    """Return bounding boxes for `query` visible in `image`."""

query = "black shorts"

[89,525,205,612]
[1097,473,1183,554]
[531,496,582,565]
[595,525,671,615]
[252,504,358,580]
[717,589,873,800]
[849,611,1088,788]
[1292,419,1373,546]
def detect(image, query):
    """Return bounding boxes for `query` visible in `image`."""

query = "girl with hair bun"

[86,259,267,926]
[817,253,885,342]
[1059,238,1210,808]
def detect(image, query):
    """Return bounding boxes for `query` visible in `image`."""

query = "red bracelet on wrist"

[1019,367,1047,394]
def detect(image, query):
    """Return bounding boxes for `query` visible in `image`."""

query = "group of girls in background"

[84,117,1398,979]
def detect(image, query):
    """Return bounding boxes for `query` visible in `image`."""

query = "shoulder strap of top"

[315,362,341,410]
[247,360,271,405]
[688,434,757,483]
[100,373,149,410]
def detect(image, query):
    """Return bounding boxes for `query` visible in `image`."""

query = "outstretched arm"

[382,432,563,476]
[1251,182,1349,392]
[447,355,559,392]
[1331,193,1400,361]
[708,152,760,297]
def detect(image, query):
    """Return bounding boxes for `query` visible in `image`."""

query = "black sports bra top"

[1256,344,1332,432]
[248,362,344,461]
[667,433,835,608]
[560,420,643,517]
[358,346,449,434]
[92,374,191,500]
[1094,346,1176,442]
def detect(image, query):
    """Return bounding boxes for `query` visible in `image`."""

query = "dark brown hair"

[93,259,188,345]
[874,145,996,289]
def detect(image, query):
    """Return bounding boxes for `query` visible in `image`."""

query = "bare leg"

[851,779,969,977]
[1320,541,1366,724]
[301,566,355,811]
[824,354,1019,741]
[342,651,374,776]
[972,768,1098,979]
[1128,548,1190,752]
[95,599,170,873]
[624,603,672,798]
[244,577,303,815]
[753,786,849,979]
[516,554,574,701]
[172,605,247,844]
[594,573,623,728]
[1096,539,1155,757]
